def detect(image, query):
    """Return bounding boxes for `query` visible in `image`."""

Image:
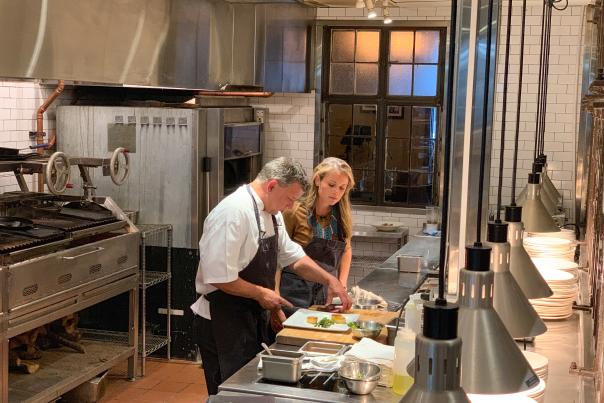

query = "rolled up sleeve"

[197,208,248,288]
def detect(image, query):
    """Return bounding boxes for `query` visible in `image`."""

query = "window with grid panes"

[322,27,445,207]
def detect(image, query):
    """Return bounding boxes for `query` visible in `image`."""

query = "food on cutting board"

[315,317,336,328]
[306,316,318,325]
[331,314,346,324]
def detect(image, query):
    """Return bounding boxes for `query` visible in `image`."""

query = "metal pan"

[0,217,34,230]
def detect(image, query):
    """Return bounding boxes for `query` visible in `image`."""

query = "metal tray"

[298,341,347,356]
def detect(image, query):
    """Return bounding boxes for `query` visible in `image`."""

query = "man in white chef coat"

[191,157,351,395]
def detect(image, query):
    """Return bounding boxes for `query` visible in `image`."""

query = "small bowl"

[371,223,401,232]
[350,320,383,340]
[352,298,382,310]
[338,360,381,394]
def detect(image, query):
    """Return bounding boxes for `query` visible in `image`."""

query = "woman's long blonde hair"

[301,157,355,239]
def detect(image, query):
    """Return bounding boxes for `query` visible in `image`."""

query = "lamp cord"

[496,0,514,221]
[511,0,528,203]
[476,0,495,243]
[535,1,553,162]
[437,0,457,303]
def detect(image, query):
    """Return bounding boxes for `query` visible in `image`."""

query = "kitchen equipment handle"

[61,246,105,260]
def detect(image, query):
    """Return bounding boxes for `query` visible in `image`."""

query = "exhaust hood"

[0,0,314,91]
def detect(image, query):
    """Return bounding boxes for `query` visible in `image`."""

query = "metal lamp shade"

[457,268,540,394]
[541,169,562,204]
[507,221,553,299]
[487,241,547,338]
[521,183,559,232]
[400,334,470,403]
[516,183,558,215]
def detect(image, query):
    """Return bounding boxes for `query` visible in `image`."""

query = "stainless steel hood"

[0,0,314,90]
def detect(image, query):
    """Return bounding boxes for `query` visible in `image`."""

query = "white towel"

[349,286,388,309]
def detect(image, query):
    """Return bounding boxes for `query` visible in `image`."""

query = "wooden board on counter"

[275,309,399,346]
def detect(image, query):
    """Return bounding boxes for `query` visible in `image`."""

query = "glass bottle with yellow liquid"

[392,327,416,395]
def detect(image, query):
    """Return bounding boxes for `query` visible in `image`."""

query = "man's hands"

[270,308,286,333]
[325,277,352,311]
[256,287,293,311]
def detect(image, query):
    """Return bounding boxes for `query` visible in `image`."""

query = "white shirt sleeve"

[197,205,249,287]
[276,213,306,268]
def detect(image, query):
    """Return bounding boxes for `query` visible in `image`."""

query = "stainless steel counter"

[219,343,404,402]
[356,235,440,305]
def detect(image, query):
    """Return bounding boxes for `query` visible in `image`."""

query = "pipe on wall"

[36,79,64,192]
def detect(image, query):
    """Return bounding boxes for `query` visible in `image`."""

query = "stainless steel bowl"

[350,320,383,339]
[352,298,382,310]
[338,361,381,394]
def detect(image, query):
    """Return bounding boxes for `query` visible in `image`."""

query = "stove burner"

[0,217,34,230]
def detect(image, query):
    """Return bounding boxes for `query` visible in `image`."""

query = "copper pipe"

[47,131,56,149]
[196,91,273,97]
[36,80,64,191]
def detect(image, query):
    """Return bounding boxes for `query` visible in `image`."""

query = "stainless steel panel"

[0,0,311,90]
[447,0,499,293]
[8,231,139,309]
[58,106,200,249]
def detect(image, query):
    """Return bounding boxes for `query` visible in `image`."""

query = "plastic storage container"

[392,327,415,395]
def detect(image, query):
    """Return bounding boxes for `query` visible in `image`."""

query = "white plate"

[371,223,402,232]
[282,309,359,333]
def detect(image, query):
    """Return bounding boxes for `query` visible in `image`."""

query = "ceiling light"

[486,222,547,339]
[521,173,560,232]
[355,0,364,8]
[457,245,540,394]
[505,205,553,299]
[365,0,377,18]
[383,7,392,24]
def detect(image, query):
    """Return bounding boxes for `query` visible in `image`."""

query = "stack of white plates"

[468,394,536,402]
[531,257,579,280]
[526,228,576,242]
[468,380,544,402]
[530,269,578,320]
[522,351,549,383]
[523,237,575,261]
[525,379,546,403]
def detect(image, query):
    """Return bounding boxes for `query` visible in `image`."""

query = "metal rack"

[138,224,172,376]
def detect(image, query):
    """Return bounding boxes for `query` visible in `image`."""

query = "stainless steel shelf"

[83,329,169,357]
[8,338,134,403]
[137,224,172,237]
[139,271,171,288]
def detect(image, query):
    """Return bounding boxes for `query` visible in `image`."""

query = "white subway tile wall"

[0,80,72,193]
[250,93,316,172]
[489,5,584,220]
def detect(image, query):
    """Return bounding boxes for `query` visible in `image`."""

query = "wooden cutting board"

[275,309,399,346]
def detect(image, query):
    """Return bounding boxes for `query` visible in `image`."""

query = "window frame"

[320,24,447,208]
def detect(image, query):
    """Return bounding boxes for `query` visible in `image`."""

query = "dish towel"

[344,337,395,387]
[349,286,388,309]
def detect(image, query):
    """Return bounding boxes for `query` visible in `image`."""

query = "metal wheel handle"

[110,147,130,185]
[45,152,71,194]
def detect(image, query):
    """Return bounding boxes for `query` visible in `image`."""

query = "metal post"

[447,0,500,294]
[0,267,8,403]
[141,232,146,377]
[128,278,139,381]
[167,226,172,360]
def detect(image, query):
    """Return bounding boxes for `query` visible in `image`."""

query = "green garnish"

[314,317,336,328]
[347,322,358,329]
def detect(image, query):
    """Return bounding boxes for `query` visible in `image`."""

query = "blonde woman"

[273,157,355,325]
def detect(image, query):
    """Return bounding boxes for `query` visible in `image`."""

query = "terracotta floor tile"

[151,380,190,393]
[181,382,208,395]
[130,374,164,389]
[135,389,179,402]
[175,392,209,403]
[104,386,148,401]
[169,368,206,384]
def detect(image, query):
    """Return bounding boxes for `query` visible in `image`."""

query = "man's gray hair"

[256,157,309,191]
